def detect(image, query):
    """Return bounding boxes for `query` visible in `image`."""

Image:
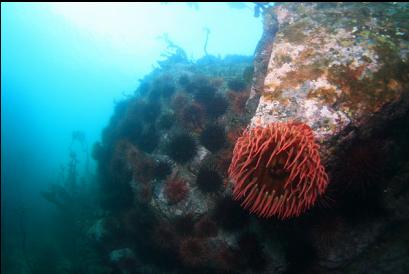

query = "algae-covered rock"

[252,3,409,153]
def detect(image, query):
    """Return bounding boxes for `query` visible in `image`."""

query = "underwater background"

[2,2,409,274]
[2,2,262,274]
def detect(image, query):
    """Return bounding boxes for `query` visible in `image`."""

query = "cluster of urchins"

[92,67,272,272]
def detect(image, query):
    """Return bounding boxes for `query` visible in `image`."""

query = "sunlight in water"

[48,2,262,59]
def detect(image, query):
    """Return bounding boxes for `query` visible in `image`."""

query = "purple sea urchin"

[199,123,226,153]
[166,132,198,164]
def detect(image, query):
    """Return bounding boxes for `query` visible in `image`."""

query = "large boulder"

[251,2,409,161]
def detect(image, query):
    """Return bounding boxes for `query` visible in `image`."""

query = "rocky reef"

[90,3,409,274]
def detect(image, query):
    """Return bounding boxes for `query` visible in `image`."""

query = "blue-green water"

[1,3,263,274]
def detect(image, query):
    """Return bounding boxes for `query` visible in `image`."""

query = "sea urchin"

[196,165,223,194]
[166,133,198,164]
[228,122,328,219]
[200,124,226,153]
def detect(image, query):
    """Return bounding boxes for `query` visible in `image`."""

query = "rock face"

[252,3,409,159]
